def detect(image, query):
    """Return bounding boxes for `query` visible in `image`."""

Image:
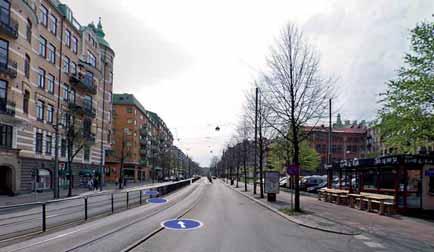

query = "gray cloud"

[62,0,193,92]
[303,0,434,121]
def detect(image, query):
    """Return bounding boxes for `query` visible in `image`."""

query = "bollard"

[126,192,129,209]
[84,197,88,220]
[42,203,46,232]
[139,191,142,205]
[111,193,114,213]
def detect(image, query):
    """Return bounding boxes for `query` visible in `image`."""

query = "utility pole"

[254,87,258,194]
[327,98,332,188]
[53,16,65,199]
[243,139,248,192]
[99,47,107,191]
[258,92,264,198]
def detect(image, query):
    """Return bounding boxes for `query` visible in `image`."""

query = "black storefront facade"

[327,155,434,212]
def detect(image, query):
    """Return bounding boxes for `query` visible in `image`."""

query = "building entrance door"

[0,166,13,195]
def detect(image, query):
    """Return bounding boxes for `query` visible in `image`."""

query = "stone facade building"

[0,0,114,195]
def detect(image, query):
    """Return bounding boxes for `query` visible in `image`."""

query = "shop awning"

[38,169,50,176]
[79,169,95,177]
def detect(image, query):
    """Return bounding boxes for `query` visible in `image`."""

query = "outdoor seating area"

[319,155,434,215]
[319,188,395,215]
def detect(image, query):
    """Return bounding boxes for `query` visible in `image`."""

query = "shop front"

[328,155,434,212]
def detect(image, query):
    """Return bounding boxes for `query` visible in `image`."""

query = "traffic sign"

[286,164,299,176]
[146,198,168,204]
[143,190,159,196]
[161,219,203,231]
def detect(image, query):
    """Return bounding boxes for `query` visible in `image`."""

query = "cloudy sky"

[62,0,433,166]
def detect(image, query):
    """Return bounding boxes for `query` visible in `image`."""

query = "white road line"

[364,241,385,249]
[354,234,370,240]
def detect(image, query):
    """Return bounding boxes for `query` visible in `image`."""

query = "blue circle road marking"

[146,198,168,204]
[161,219,203,231]
[143,190,159,196]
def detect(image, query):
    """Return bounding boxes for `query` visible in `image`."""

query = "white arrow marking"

[177,221,186,229]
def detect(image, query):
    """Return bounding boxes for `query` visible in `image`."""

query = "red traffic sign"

[286,164,299,176]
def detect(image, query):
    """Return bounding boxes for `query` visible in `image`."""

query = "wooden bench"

[360,192,395,215]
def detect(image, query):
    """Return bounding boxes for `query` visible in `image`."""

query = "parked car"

[280,176,289,187]
[300,175,326,191]
[307,181,328,193]
[163,177,170,182]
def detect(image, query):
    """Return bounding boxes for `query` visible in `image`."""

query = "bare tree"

[260,24,334,211]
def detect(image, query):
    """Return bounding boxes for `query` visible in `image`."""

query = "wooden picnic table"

[357,193,395,215]
[318,188,349,204]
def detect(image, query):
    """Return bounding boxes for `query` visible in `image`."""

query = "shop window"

[429,177,434,194]
[363,170,377,190]
[0,123,12,148]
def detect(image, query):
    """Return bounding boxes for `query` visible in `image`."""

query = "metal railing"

[0,59,17,78]
[0,178,200,242]
[0,15,18,39]
[69,73,97,95]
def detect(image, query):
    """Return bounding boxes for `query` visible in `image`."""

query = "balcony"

[0,15,18,39]
[68,101,96,118]
[69,73,97,95]
[83,132,96,144]
[0,58,17,79]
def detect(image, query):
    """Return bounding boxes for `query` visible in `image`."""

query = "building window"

[23,90,29,114]
[72,36,78,54]
[70,62,76,74]
[65,29,71,47]
[88,51,96,67]
[61,139,66,157]
[70,88,76,103]
[35,132,43,153]
[47,104,54,124]
[0,123,12,148]
[49,14,57,35]
[36,100,44,121]
[26,18,32,43]
[38,68,45,89]
[47,74,54,94]
[39,5,48,27]
[429,177,434,194]
[45,135,52,155]
[48,43,56,64]
[127,108,132,113]
[84,145,90,161]
[63,56,70,73]
[39,36,47,57]
[128,119,133,124]
[84,95,92,110]
[83,118,92,137]
[0,79,6,111]
[24,54,31,79]
[62,84,69,101]
[0,39,8,69]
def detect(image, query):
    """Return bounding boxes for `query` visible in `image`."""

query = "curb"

[223,181,361,236]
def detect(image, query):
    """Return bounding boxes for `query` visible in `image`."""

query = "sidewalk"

[226,180,434,251]
[0,181,157,206]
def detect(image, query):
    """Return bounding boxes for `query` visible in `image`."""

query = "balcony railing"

[0,14,18,39]
[83,133,96,143]
[0,101,15,117]
[0,58,17,78]
[69,73,97,95]
[68,101,96,118]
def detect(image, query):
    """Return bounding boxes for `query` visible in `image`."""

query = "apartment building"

[0,0,114,195]
[107,94,174,183]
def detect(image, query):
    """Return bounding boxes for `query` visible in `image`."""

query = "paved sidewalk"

[0,181,158,206]
[226,180,434,251]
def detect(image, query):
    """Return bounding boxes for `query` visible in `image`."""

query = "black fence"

[0,178,200,242]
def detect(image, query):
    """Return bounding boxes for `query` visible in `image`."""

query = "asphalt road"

[1,179,400,252]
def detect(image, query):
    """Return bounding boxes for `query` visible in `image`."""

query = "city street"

[0,178,403,252]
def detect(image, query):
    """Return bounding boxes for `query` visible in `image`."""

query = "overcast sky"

[62,0,433,167]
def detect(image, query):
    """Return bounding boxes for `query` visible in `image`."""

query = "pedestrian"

[87,179,93,191]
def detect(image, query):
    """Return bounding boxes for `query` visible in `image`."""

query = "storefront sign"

[264,171,280,194]
[425,169,434,177]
